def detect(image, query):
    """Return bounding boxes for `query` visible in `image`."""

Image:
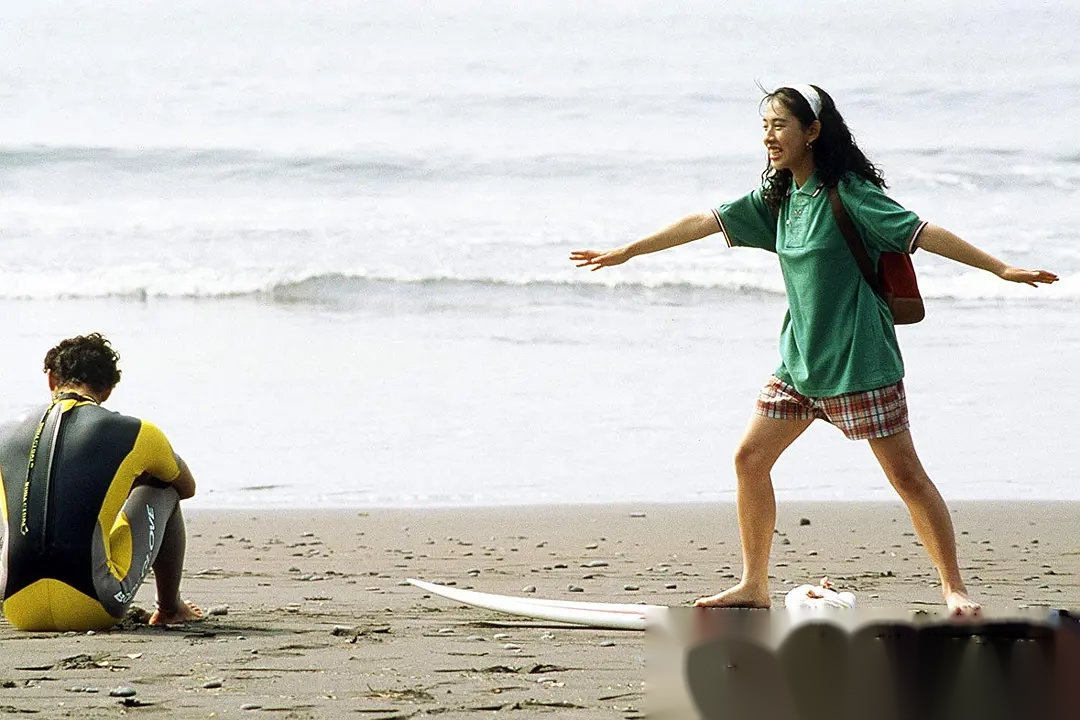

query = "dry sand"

[1,501,1077,719]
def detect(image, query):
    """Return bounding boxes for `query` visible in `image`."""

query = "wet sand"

[1,501,1077,719]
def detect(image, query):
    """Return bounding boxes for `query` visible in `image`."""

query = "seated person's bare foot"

[945,589,981,617]
[149,599,205,625]
[693,582,771,609]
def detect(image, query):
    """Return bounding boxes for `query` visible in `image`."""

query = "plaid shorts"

[755,376,910,440]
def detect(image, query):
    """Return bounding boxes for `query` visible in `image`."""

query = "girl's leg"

[695,413,813,608]
[867,429,980,616]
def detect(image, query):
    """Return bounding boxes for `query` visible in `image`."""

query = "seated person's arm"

[172,456,196,500]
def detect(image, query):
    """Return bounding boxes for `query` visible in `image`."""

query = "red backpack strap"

[827,186,881,297]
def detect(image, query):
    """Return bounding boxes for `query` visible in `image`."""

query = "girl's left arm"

[916,224,1059,287]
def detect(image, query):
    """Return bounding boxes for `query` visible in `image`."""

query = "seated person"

[0,333,202,630]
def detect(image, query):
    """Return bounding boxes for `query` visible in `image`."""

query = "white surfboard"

[407,578,664,630]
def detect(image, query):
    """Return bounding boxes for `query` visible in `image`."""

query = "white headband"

[787,84,822,120]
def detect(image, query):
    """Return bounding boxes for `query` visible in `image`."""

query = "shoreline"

[1,501,1076,718]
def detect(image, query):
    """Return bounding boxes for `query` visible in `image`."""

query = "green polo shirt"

[712,171,927,397]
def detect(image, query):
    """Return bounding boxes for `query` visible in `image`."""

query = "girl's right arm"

[570,212,719,271]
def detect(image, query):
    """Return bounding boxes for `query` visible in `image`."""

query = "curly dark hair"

[43,333,122,392]
[760,85,887,214]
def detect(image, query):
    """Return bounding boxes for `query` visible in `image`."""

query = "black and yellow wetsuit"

[0,394,181,631]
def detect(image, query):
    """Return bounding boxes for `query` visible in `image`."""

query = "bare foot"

[945,589,981,617]
[693,583,771,609]
[149,600,205,626]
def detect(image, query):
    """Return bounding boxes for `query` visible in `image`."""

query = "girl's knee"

[734,442,775,477]
[888,468,934,497]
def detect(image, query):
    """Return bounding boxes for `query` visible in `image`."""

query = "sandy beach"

[1,501,1077,719]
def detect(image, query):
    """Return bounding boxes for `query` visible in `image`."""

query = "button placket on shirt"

[784,194,812,246]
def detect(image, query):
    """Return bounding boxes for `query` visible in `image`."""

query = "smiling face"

[762,98,820,185]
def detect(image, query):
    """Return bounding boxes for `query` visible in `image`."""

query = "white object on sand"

[784,577,856,610]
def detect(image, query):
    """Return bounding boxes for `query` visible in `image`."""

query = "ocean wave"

[258,271,1080,307]
[0,270,1075,306]
[266,273,786,310]
[0,145,425,183]
[2,144,1078,191]
[0,144,731,185]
